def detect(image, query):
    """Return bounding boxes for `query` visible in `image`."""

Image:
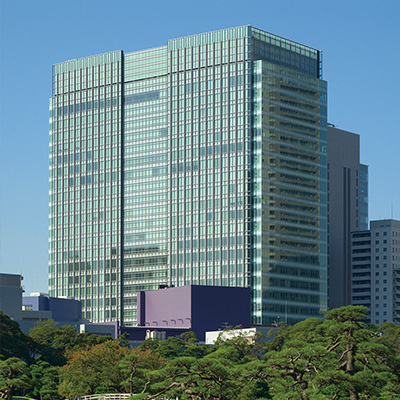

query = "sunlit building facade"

[49,26,328,326]
[351,219,400,325]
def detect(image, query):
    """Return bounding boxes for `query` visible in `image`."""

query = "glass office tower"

[49,26,328,326]
[49,52,123,322]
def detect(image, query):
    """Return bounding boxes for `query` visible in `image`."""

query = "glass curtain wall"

[167,27,252,293]
[252,60,328,324]
[49,51,123,322]
[122,47,169,325]
[49,26,328,327]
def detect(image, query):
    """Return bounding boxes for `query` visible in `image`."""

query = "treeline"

[1,306,400,399]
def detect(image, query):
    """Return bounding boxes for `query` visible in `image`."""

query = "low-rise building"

[0,273,23,320]
[0,274,116,337]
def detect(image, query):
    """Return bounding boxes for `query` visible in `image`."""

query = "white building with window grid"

[351,219,400,324]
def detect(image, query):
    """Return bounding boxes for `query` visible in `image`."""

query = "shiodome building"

[48,26,328,326]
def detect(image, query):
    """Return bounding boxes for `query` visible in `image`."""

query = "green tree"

[118,348,165,394]
[377,321,400,355]
[133,356,237,400]
[180,331,199,344]
[205,334,271,399]
[233,360,271,399]
[29,320,75,365]
[139,333,209,360]
[135,334,272,400]
[0,357,32,400]
[263,306,400,400]
[266,339,325,400]
[29,319,111,365]
[211,331,264,364]
[262,318,325,399]
[320,305,400,400]
[58,340,130,397]
[156,336,187,359]
[128,307,400,399]
[138,337,160,352]
[29,360,60,400]
[190,356,239,399]
[179,332,209,359]
[0,311,33,363]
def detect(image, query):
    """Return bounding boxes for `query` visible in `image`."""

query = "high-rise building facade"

[327,126,368,310]
[359,164,369,231]
[49,26,328,326]
[351,219,400,325]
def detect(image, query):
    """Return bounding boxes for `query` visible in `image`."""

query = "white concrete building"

[351,219,400,324]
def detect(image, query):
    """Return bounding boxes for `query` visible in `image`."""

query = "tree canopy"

[0,312,33,363]
[1,306,399,399]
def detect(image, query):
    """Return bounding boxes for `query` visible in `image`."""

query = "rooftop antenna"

[20,250,25,293]
[391,203,394,219]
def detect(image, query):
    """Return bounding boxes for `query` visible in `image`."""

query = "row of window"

[49,185,118,201]
[49,210,119,225]
[124,128,167,142]
[50,119,120,136]
[53,78,120,95]
[50,131,119,146]
[169,64,248,83]
[171,157,247,173]
[51,274,119,284]
[54,173,119,187]
[49,259,118,272]
[52,97,119,116]
[50,148,118,164]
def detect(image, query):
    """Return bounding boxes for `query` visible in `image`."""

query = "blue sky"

[1,0,399,294]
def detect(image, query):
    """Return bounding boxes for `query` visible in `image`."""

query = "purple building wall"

[138,285,192,328]
[23,296,81,322]
[190,285,251,337]
[136,285,251,341]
